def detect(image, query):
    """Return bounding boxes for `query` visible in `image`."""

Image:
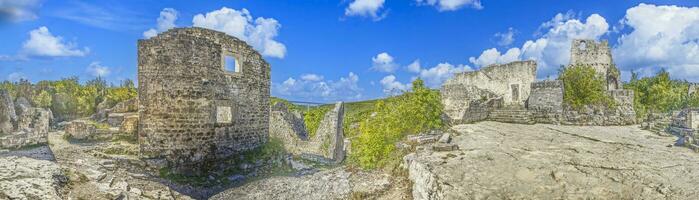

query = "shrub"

[350,79,443,169]
[559,65,614,110]
[303,106,330,138]
[625,69,689,118]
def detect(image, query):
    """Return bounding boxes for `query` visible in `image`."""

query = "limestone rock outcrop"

[1,90,52,149]
[0,156,66,200]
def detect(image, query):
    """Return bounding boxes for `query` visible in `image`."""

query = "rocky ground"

[405,121,699,200]
[211,167,411,200]
[2,121,699,200]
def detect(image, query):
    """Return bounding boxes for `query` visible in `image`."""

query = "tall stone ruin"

[0,90,52,149]
[441,39,636,126]
[569,39,622,90]
[137,27,271,172]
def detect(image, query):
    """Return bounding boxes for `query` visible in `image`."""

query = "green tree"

[559,65,613,110]
[351,78,443,169]
[32,90,52,108]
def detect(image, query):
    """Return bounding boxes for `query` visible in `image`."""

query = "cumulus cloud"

[371,52,398,73]
[416,0,482,11]
[193,7,287,58]
[495,27,515,46]
[300,73,324,81]
[143,8,178,38]
[86,62,110,77]
[21,26,88,57]
[380,75,411,95]
[468,13,609,78]
[0,0,41,22]
[406,59,422,73]
[417,62,472,87]
[273,72,363,102]
[345,0,387,21]
[613,4,699,81]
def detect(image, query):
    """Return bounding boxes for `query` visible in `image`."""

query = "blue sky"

[2,0,699,103]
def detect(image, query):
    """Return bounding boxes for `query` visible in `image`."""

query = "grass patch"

[111,134,138,144]
[303,106,331,138]
[158,138,291,187]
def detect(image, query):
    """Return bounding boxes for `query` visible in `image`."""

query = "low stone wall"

[269,102,345,163]
[528,86,636,126]
[0,91,52,149]
[65,120,96,140]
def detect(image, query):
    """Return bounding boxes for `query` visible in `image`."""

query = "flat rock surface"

[0,156,64,200]
[405,121,699,200]
[211,167,407,200]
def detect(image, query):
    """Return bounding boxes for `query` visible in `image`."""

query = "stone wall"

[530,87,636,126]
[138,27,271,172]
[0,90,51,149]
[528,80,564,124]
[444,60,537,107]
[441,61,536,124]
[569,39,622,90]
[269,102,345,163]
[440,84,499,124]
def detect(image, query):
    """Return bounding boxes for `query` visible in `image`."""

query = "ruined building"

[441,61,537,123]
[569,39,622,90]
[138,27,270,172]
[441,39,636,126]
[0,90,52,149]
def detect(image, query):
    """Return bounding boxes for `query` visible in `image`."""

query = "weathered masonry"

[441,39,636,126]
[138,27,271,172]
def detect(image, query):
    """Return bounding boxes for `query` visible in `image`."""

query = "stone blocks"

[65,120,96,140]
[137,27,270,172]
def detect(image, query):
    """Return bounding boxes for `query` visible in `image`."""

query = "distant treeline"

[0,77,137,122]
[625,69,699,118]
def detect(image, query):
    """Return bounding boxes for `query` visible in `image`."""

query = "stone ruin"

[0,90,52,149]
[441,39,636,126]
[667,85,699,151]
[269,102,345,163]
[137,27,270,172]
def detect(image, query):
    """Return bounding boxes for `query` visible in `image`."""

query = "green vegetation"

[159,137,289,187]
[625,69,693,118]
[559,65,615,110]
[349,79,443,169]
[0,77,137,121]
[303,106,330,137]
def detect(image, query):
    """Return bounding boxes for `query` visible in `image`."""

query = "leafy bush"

[559,65,614,110]
[350,79,443,169]
[625,69,690,118]
[303,106,330,137]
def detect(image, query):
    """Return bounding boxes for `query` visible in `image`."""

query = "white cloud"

[86,62,110,77]
[273,72,363,102]
[21,26,88,57]
[416,0,483,11]
[613,3,699,81]
[417,62,473,88]
[371,52,398,73]
[469,13,609,78]
[406,59,422,73]
[193,7,287,58]
[0,0,41,22]
[300,73,324,81]
[143,8,178,38]
[380,75,410,95]
[495,27,515,46]
[7,72,26,82]
[345,0,387,21]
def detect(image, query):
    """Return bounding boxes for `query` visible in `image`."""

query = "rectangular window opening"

[224,55,240,73]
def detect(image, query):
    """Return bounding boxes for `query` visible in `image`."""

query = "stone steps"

[487,110,535,124]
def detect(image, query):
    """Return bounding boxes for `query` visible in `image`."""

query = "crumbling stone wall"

[0,90,51,149]
[138,27,271,172]
[269,102,345,163]
[569,39,622,90]
[528,80,564,123]
[441,61,536,124]
[669,109,699,151]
